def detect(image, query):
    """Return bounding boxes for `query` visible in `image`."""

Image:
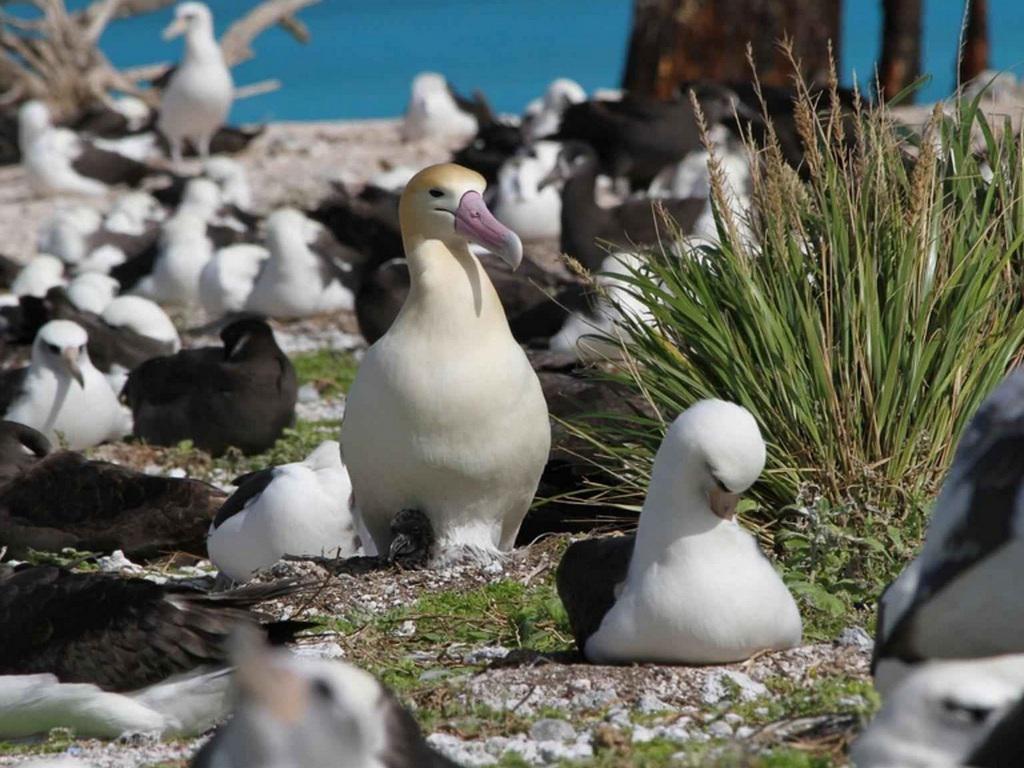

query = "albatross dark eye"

[46,343,60,354]
[311,678,334,701]
[428,188,444,198]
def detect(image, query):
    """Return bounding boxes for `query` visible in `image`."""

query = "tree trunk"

[958,0,989,86]
[878,0,923,101]
[621,0,841,99]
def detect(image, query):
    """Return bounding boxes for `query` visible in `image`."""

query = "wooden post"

[621,0,842,99]
[878,0,923,101]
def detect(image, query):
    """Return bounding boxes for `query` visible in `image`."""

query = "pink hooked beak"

[709,486,741,521]
[453,190,523,270]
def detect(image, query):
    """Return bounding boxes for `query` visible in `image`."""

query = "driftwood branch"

[219,0,319,67]
[112,0,175,17]
[83,0,123,45]
[76,0,175,24]
[235,79,281,100]
[120,61,172,83]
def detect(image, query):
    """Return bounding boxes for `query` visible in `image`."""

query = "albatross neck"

[395,237,510,338]
[185,27,222,63]
[559,161,607,270]
[630,442,724,573]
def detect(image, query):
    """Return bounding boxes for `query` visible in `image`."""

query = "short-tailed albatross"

[340,163,551,562]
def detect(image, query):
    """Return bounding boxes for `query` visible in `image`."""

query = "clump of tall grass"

[568,62,1024,548]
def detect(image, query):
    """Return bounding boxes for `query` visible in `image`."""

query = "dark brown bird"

[308,183,404,270]
[452,117,525,189]
[0,565,309,691]
[0,450,225,559]
[515,353,655,544]
[123,318,297,456]
[0,420,50,484]
[551,84,757,188]
[543,141,706,272]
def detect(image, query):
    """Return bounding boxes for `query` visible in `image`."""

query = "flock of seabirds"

[0,3,1020,767]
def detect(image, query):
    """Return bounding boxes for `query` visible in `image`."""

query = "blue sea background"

[55,0,1024,122]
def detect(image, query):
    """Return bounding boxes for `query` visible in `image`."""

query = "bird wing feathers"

[0,451,225,559]
[556,534,635,653]
[0,565,307,691]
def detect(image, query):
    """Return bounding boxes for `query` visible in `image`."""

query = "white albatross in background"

[200,243,269,318]
[243,208,359,319]
[132,178,228,306]
[521,78,586,141]
[402,73,478,143]
[207,441,359,582]
[158,2,233,165]
[10,255,66,298]
[493,140,563,241]
[66,272,120,314]
[19,101,156,196]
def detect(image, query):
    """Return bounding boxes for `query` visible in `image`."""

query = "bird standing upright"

[340,164,550,562]
[158,2,233,165]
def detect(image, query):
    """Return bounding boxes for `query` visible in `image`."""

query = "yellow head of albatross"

[399,163,523,270]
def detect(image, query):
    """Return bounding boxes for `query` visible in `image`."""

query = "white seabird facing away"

[851,654,1024,768]
[207,441,359,583]
[558,400,802,664]
[190,631,458,768]
[244,208,359,319]
[521,78,587,141]
[340,163,550,560]
[37,205,103,266]
[402,72,478,143]
[0,320,129,450]
[158,2,234,164]
[204,156,252,209]
[10,255,66,298]
[102,295,181,352]
[133,180,228,306]
[66,272,120,314]
[200,242,269,318]
[872,367,1024,693]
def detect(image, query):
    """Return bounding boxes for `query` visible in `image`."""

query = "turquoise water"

[68,0,1024,122]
